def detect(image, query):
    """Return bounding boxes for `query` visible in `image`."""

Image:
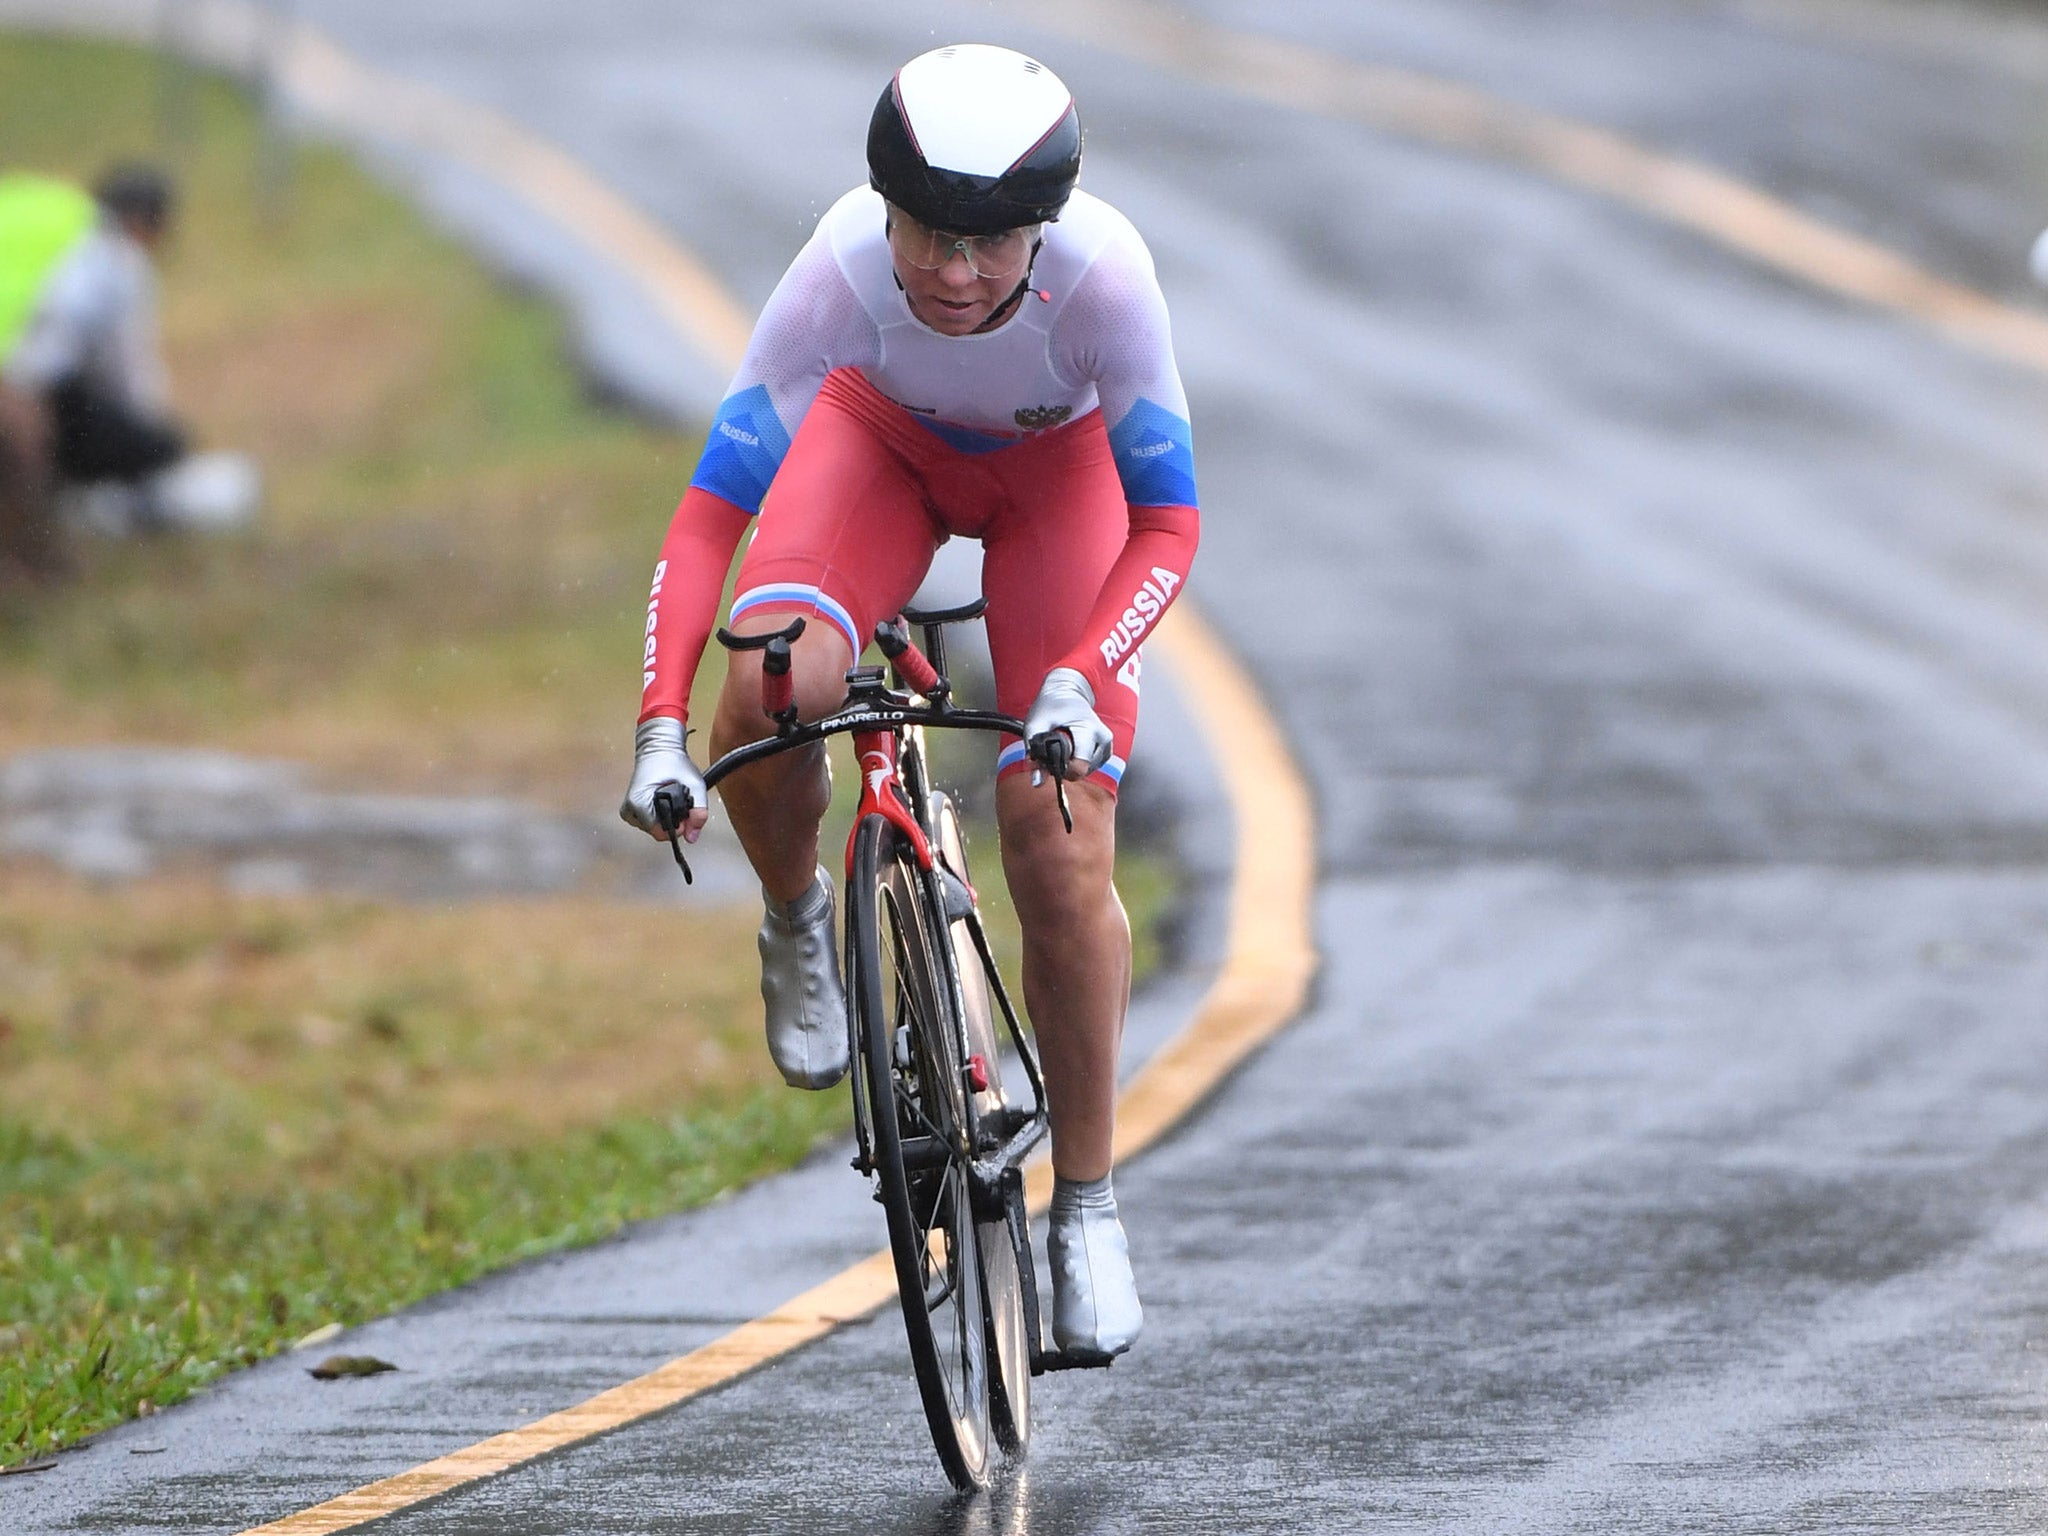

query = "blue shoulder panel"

[689,384,793,513]
[1107,397,1198,508]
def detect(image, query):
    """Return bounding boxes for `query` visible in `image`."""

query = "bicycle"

[650,598,1113,1489]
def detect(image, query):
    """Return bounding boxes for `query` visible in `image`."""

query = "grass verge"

[0,865,850,1466]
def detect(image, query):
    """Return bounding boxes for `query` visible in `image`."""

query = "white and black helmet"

[868,44,1082,236]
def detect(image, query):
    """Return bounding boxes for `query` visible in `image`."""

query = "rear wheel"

[849,813,992,1489]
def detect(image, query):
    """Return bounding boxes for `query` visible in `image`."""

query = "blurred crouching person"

[0,165,257,583]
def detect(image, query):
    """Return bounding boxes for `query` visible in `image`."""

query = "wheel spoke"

[883,904,956,1146]
[924,1245,958,1312]
[892,1077,948,1146]
[886,906,937,1036]
[919,1185,959,1311]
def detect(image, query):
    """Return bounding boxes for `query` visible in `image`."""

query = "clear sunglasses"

[887,209,1042,280]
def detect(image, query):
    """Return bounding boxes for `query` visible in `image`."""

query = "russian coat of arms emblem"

[1014,403,1073,431]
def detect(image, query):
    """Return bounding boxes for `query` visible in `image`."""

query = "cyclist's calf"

[994,772,1127,1181]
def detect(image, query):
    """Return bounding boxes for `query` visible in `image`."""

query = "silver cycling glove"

[1023,667,1113,781]
[619,717,708,837]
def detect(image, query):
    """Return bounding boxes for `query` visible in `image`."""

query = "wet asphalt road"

[16,0,2048,1529]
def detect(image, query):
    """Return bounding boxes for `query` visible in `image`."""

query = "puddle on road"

[0,747,756,903]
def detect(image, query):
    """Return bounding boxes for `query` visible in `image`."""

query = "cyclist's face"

[887,207,1037,335]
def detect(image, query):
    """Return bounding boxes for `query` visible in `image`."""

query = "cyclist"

[620,43,1199,1359]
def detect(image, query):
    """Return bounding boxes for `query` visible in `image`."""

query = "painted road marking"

[1023,0,2048,381]
[275,26,758,373]
[211,16,1315,1536]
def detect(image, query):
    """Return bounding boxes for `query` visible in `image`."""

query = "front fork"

[843,728,933,879]
[846,726,934,1183]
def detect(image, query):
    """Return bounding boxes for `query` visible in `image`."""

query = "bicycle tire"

[849,812,992,1489]
[930,792,1032,1455]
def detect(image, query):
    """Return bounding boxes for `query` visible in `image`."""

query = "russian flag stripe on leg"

[997,742,1126,786]
[730,584,862,657]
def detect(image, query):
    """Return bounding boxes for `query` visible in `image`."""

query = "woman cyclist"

[620,43,1200,1358]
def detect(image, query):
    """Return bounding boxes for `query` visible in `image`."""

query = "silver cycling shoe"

[1047,1175,1143,1357]
[758,866,850,1089]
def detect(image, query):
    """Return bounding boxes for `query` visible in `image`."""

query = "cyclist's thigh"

[979,416,1135,792]
[733,370,943,661]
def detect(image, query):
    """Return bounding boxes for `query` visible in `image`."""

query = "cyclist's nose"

[938,249,979,285]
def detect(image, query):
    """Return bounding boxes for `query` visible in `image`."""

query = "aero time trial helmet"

[867,44,1082,237]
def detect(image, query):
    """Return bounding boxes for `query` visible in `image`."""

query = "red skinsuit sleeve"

[636,486,753,726]
[1056,500,1200,699]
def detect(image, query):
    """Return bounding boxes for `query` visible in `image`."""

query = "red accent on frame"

[844,729,934,879]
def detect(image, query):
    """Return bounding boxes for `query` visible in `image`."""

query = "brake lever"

[1028,733,1075,835]
[653,787,694,885]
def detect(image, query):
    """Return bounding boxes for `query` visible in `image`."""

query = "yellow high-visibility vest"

[0,174,96,365]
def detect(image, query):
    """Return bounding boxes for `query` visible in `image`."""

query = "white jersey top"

[688,186,1197,514]
[4,221,169,415]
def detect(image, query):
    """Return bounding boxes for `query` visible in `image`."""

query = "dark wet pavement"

[11,0,2048,1529]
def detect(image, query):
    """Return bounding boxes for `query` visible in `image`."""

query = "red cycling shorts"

[732,368,1138,790]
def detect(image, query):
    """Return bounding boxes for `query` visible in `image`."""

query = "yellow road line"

[1103,610,1318,1162]
[276,19,755,374]
[241,1255,900,1536]
[233,21,1317,1536]
[1023,0,2048,380]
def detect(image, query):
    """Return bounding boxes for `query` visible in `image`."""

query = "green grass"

[0,29,1181,1469]
[0,868,851,1466]
[0,1092,844,1461]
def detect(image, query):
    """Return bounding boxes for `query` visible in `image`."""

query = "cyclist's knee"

[709,610,852,754]
[996,777,1116,926]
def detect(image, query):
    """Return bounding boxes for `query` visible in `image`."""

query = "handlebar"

[874,617,942,700]
[678,611,1077,868]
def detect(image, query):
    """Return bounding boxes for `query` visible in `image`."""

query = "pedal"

[1034,1348,1117,1374]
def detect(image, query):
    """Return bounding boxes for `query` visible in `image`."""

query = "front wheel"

[848,813,992,1489]
[931,791,1032,1454]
